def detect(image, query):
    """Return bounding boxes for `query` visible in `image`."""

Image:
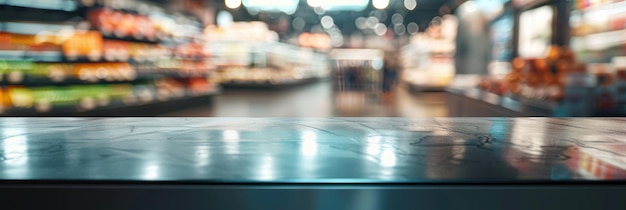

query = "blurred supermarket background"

[0,0,624,117]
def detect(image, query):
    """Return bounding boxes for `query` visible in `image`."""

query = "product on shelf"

[0,31,65,57]
[154,78,186,101]
[75,62,137,82]
[102,40,170,62]
[87,8,158,41]
[187,77,215,96]
[132,83,157,104]
[0,88,6,113]
[174,43,208,59]
[32,63,74,82]
[490,45,581,101]
[0,59,34,83]
[62,31,103,61]
[588,63,619,111]
[103,40,131,61]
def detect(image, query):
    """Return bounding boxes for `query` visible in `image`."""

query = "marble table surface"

[1,118,625,183]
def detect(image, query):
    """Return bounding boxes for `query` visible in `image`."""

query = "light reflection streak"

[366,136,382,155]
[380,150,396,167]
[223,130,240,155]
[2,135,28,165]
[2,125,29,166]
[223,130,239,141]
[196,146,210,167]
[257,156,275,180]
[143,164,160,180]
[301,131,318,157]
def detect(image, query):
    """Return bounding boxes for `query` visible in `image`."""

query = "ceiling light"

[321,16,334,29]
[407,22,419,35]
[374,23,387,36]
[366,16,379,28]
[373,0,389,10]
[225,0,242,9]
[355,17,367,29]
[391,13,404,25]
[307,0,322,7]
[292,17,306,31]
[393,24,406,35]
[404,0,417,10]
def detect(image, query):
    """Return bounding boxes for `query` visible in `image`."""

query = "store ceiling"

[148,0,465,37]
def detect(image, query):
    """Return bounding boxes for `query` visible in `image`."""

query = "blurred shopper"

[383,57,398,94]
[454,1,490,75]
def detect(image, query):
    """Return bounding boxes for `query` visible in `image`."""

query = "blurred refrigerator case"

[400,15,458,92]
[206,22,331,88]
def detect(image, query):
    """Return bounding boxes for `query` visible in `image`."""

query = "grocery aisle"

[160,81,448,117]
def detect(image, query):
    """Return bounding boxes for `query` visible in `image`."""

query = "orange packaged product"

[63,31,103,61]
[0,32,11,48]
[116,13,137,38]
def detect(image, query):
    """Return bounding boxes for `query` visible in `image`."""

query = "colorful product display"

[3,77,216,113]
[570,0,626,113]
[87,8,159,41]
[0,0,220,115]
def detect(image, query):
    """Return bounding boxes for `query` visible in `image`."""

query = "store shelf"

[572,29,626,51]
[0,0,77,11]
[0,6,79,22]
[221,77,321,89]
[448,86,626,117]
[1,86,221,116]
[0,21,74,35]
[0,50,65,62]
[1,0,221,118]
[447,87,558,116]
[579,0,626,14]
[101,34,160,44]
[405,81,447,93]
[1,72,212,87]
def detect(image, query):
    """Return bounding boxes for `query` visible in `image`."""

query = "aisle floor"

[160,81,448,117]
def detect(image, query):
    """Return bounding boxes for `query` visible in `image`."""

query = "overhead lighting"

[366,16,379,28]
[243,0,298,14]
[355,17,367,29]
[307,0,322,7]
[374,23,387,36]
[393,24,406,35]
[404,0,417,10]
[321,16,334,29]
[225,0,242,9]
[311,0,369,11]
[217,11,234,27]
[373,0,389,10]
[391,13,404,25]
[407,22,419,35]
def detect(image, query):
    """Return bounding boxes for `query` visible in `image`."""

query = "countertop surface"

[1,118,625,183]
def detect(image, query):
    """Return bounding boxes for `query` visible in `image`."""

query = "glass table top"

[0,118,625,183]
